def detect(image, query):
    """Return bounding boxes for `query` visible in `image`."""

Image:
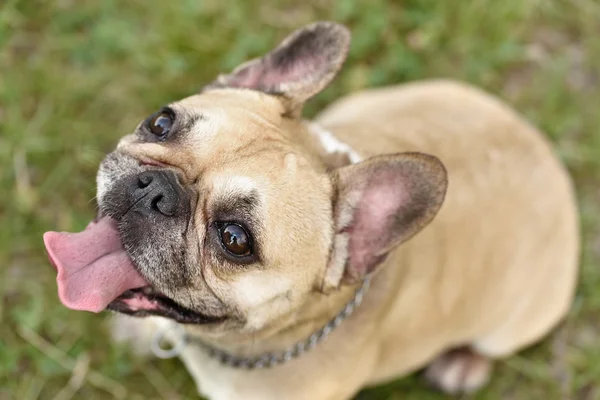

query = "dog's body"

[45,23,579,399]
[315,80,579,380]
[112,80,579,399]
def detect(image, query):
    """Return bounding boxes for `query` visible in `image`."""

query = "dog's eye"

[219,223,252,256]
[148,112,173,140]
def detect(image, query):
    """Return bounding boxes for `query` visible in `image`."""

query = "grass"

[2,0,600,398]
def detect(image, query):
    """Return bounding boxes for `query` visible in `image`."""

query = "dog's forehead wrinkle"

[227,139,293,168]
[179,90,284,127]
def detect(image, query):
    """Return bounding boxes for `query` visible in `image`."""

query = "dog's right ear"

[321,153,448,292]
[203,21,350,116]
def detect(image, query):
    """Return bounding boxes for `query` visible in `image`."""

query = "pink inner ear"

[228,65,266,89]
[348,173,408,277]
[261,61,314,87]
[225,53,327,90]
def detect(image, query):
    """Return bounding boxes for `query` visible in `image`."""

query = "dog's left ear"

[203,21,350,115]
[322,153,448,291]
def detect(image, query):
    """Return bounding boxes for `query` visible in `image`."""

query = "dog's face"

[44,22,447,338]
[97,89,339,332]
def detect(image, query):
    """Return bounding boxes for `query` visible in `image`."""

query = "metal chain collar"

[152,277,371,369]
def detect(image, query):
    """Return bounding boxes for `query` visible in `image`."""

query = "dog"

[43,21,580,399]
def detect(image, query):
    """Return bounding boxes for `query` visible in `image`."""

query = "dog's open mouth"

[43,216,224,324]
[108,286,226,324]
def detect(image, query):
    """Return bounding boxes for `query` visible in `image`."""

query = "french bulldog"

[43,21,580,399]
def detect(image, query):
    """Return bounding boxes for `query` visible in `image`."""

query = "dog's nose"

[131,170,183,217]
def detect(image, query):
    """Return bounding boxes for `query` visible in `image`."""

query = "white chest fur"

[307,122,362,164]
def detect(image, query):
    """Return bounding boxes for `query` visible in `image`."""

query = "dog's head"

[44,22,447,337]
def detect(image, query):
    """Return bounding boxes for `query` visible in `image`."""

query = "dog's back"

[316,79,580,384]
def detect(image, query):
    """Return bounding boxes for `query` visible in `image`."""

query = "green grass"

[2,0,600,398]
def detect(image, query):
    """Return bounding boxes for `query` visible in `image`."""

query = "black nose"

[130,170,183,217]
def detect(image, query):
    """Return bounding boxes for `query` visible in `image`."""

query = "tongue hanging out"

[43,217,150,313]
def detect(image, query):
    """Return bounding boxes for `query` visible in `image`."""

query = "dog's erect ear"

[322,153,448,290]
[203,21,350,115]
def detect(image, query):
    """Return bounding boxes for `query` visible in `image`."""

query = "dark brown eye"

[219,223,251,256]
[148,112,173,139]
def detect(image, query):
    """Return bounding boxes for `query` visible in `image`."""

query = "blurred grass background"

[1,0,600,399]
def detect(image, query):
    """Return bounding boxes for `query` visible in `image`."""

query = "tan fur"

[110,80,579,399]
[316,80,579,382]
[106,24,579,400]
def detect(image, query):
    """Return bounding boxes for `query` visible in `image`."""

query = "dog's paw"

[424,347,492,395]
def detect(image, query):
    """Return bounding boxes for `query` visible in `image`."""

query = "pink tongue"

[43,217,149,313]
